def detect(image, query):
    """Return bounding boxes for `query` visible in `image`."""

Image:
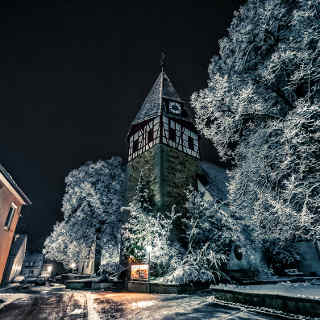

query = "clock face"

[169,102,182,114]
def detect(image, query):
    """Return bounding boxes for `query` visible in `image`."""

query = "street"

[0,285,292,320]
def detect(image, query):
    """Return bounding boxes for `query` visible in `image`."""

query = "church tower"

[127,69,200,210]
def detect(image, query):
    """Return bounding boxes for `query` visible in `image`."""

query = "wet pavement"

[0,285,297,319]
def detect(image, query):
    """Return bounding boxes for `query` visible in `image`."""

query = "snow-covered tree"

[191,0,320,267]
[43,221,89,267]
[183,189,239,258]
[164,189,239,284]
[43,157,126,271]
[122,173,182,277]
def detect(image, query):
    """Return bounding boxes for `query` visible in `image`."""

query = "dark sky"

[0,0,240,252]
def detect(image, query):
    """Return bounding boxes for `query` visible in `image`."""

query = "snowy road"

[0,288,295,319]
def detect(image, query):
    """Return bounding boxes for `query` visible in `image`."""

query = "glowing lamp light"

[70,262,76,270]
[47,265,53,273]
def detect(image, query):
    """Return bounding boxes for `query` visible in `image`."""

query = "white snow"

[131,300,155,308]
[86,293,101,320]
[68,308,85,315]
[214,281,320,299]
[0,293,31,311]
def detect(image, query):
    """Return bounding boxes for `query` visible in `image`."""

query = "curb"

[209,297,311,320]
[202,287,320,318]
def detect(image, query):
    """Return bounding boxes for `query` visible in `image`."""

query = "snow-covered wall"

[296,242,320,276]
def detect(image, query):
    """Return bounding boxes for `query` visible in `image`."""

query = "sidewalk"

[0,283,22,293]
[209,281,320,318]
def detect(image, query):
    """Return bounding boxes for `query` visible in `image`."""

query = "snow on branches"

[43,157,126,269]
[163,189,239,284]
[191,0,320,253]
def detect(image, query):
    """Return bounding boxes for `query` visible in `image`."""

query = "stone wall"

[227,241,269,279]
[161,145,200,210]
[127,281,209,294]
[127,145,161,206]
[296,241,320,276]
[127,144,200,211]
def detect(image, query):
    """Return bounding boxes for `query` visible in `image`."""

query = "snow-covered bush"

[164,248,227,284]
[43,157,126,270]
[191,0,320,272]
[163,189,239,284]
[163,265,215,285]
[183,189,239,257]
[99,262,124,278]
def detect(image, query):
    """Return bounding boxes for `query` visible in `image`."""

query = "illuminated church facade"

[126,69,201,211]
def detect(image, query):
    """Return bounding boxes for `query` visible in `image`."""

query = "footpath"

[209,279,320,318]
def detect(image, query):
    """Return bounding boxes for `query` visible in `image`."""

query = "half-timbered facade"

[127,70,200,210]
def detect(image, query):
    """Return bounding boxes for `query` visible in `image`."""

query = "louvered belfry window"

[133,139,139,154]
[188,136,194,151]
[169,127,176,142]
[148,128,154,143]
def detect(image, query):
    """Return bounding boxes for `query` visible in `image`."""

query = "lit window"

[148,128,154,143]
[188,136,194,151]
[169,128,176,142]
[4,203,17,230]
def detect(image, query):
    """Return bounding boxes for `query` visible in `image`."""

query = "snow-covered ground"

[214,281,320,300]
[0,293,31,311]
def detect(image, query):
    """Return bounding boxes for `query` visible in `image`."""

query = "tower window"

[188,136,194,151]
[133,139,139,154]
[169,128,176,142]
[4,203,17,230]
[148,128,154,143]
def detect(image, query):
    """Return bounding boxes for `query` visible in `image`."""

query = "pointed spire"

[131,70,184,127]
[160,51,166,72]
[131,72,163,126]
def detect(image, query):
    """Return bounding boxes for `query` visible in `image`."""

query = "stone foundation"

[127,281,209,294]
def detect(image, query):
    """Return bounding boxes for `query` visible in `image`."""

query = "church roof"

[199,161,229,202]
[131,71,184,126]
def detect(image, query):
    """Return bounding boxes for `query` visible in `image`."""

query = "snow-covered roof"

[127,71,195,139]
[199,161,229,202]
[0,163,32,205]
[131,71,184,126]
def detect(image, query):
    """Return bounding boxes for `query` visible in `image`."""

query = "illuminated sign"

[130,264,149,281]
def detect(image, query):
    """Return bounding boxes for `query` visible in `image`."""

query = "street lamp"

[146,245,152,265]
[47,265,53,276]
[70,262,76,273]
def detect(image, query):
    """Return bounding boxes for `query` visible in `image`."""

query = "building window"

[133,139,139,153]
[148,128,154,143]
[169,128,176,142]
[188,136,194,151]
[4,203,17,230]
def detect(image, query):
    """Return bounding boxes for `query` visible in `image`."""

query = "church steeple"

[130,70,185,127]
[127,66,200,210]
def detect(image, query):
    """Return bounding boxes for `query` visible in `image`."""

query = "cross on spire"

[160,51,166,71]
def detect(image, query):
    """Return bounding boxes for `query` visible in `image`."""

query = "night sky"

[0,0,240,252]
